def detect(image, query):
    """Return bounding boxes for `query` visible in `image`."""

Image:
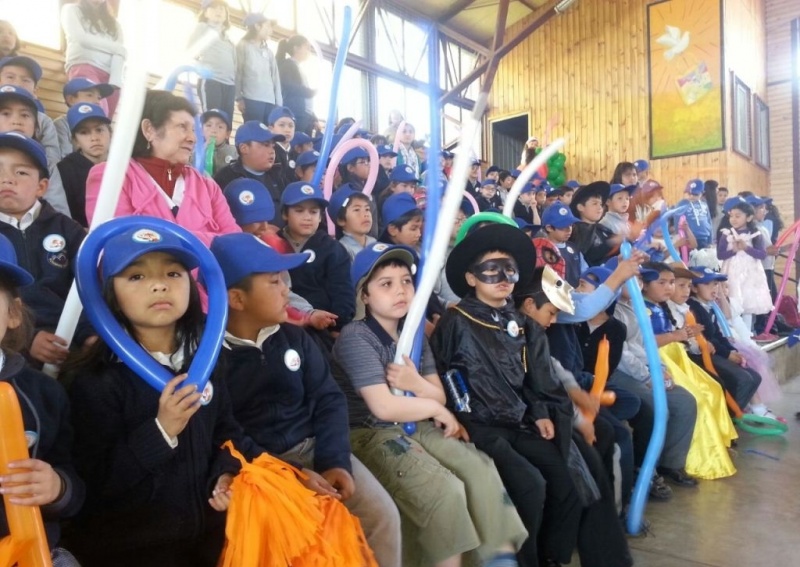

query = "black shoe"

[648,473,673,501]
[658,467,698,487]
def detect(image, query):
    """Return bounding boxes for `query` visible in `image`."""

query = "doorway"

[490,113,530,171]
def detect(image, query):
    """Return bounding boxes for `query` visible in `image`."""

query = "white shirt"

[223,326,280,350]
[0,200,42,231]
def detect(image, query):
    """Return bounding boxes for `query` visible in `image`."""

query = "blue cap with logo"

[0,132,48,175]
[510,168,522,178]
[0,56,42,83]
[566,179,581,189]
[290,132,313,146]
[224,178,275,225]
[67,103,110,131]
[211,233,309,288]
[377,144,398,157]
[603,256,659,281]
[609,183,637,197]
[480,179,497,187]
[0,84,40,112]
[542,202,580,229]
[235,121,285,147]
[723,195,749,213]
[579,266,613,286]
[201,108,232,130]
[634,159,649,172]
[520,184,536,194]
[268,106,295,125]
[351,243,418,319]
[0,233,33,286]
[691,267,728,285]
[342,146,369,165]
[101,226,200,281]
[389,164,419,184]
[514,217,541,232]
[63,77,114,99]
[745,195,771,207]
[296,150,320,168]
[685,179,704,195]
[328,183,370,220]
[382,193,420,226]
[281,181,328,208]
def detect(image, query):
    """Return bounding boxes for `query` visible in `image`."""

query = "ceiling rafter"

[437,0,479,23]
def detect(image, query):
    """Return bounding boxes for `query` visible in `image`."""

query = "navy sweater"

[0,352,85,548]
[0,200,93,345]
[220,324,352,473]
[686,297,735,359]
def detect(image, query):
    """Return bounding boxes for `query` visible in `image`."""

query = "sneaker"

[648,473,673,500]
[753,332,779,342]
[658,467,699,487]
[751,406,787,424]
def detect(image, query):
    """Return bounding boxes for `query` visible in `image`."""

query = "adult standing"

[276,35,316,135]
[60,0,124,119]
[235,13,282,125]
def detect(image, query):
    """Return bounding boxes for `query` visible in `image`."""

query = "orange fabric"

[218,442,377,567]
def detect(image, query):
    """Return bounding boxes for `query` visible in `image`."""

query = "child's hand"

[575,419,596,445]
[208,473,234,511]
[321,468,355,501]
[30,331,69,364]
[671,328,690,342]
[766,245,780,255]
[308,310,337,330]
[433,407,463,439]
[157,374,202,439]
[569,387,599,419]
[386,355,424,394]
[686,324,704,338]
[535,418,555,440]
[729,351,744,365]
[0,459,63,506]
[299,468,341,499]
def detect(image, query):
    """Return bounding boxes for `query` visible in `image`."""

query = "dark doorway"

[490,114,530,171]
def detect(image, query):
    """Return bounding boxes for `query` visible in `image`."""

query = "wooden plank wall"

[490,0,770,205]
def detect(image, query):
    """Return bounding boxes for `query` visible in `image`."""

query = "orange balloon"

[582,336,616,422]
[0,382,52,567]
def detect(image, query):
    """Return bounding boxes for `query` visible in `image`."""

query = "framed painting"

[731,74,752,159]
[753,94,770,169]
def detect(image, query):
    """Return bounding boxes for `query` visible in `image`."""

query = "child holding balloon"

[328,184,376,260]
[0,234,85,559]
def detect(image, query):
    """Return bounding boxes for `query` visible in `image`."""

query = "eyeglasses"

[355,159,371,166]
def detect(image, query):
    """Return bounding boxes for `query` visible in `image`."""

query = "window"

[374,7,429,82]
[376,76,430,141]
[0,0,61,50]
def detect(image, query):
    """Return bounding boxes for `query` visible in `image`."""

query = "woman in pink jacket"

[85,89,240,246]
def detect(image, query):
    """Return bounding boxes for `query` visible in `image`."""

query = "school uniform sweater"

[0,352,85,548]
[67,359,257,553]
[235,40,282,104]
[189,22,236,85]
[56,150,94,227]
[281,230,355,329]
[53,114,75,162]
[0,200,93,345]
[571,221,616,267]
[220,324,352,473]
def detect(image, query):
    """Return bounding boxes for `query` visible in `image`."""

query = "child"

[290,131,314,156]
[476,179,501,211]
[559,185,576,206]
[512,185,537,224]
[377,143,397,173]
[466,158,481,194]
[0,132,93,366]
[633,159,649,185]
[329,183,376,259]
[56,102,111,227]
[748,195,780,331]
[61,225,261,566]
[716,198,772,326]
[433,224,632,567]
[267,106,297,176]
[599,183,636,238]
[333,243,528,567]
[189,0,236,120]
[279,181,355,334]
[379,192,422,248]
[376,164,419,223]
[486,164,500,182]
[339,146,373,193]
[630,179,665,224]
[0,20,21,58]
[678,179,712,249]
[0,234,85,560]
[541,201,587,286]
[236,13,282,124]
[640,263,737,480]
[570,182,620,267]
[275,35,317,134]
[294,149,319,183]
[54,77,114,161]
[211,233,402,567]
[497,169,516,204]
[200,108,237,175]
[394,121,419,177]
[685,268,763,412]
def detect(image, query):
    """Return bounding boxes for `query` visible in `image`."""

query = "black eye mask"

[469,258,520,285]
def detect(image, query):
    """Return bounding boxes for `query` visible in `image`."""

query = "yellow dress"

[659,343,738,480]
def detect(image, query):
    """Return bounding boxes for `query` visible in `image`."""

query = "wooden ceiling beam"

[481,0,511,95]
[437,0,479,23]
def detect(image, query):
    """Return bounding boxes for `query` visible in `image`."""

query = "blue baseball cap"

[514,217,541,232]
[377,144,398,157]
[63,77,114,99]
[520,184,535,194]
[328,183,371,220]
[441,150,454,159]
[0,84,39,113]
[211,233,309,288]
[745,195,771,207]
[0,56,42,83]
[342,146,369,165]
[603,256,658,281]
[542,202,579,229]
[243,13,272,28]
[609,183,637,197]
[201,108,232,130]
[296,150,320,168]
[691,267,728,285]
[335,123,369,137]
[382,193,420,226]
[566,179,581,189]
[480,179,497,187]
[685,179,704,195]
[0,233,33,286]
[510,168,522,178]
[579,266,613,286]
[67,103,110,131]
[351,243,418,319]
[535,184,547,194]
[224,178,275,225]
[267,106,295,125]
[723,195,749,213]
[0,132,48,175]
[281,181,328,208]
[389,164,419,184]
[101,226,200,281]
[290,132,313,146]
[486,165,500,174]
[634,159,649,172]
[235,121,285,147]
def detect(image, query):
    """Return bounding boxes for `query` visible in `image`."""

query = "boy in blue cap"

[570,182,621,267]
[599,183,637,238]
[199,108,237,175]
[0,132,94,366]
[379,192,422,248]
[279,181,355,339]
[53,77,114,160]
[376,163,419,224]
[56,103,111,227]
[476,179,501,211]
[339,146,372,191]
[512,184,537,224]
[267,105,297,178]
[328,183,376,259]
[542,201,587,287]
[211,233,402,567]
[213,120,289,226]
[294,149,319,183]
[678,179,712,248]
[290,131,314,156]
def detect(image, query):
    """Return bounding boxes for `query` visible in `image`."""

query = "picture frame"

[753,94,770,169]
[731,73,752,158]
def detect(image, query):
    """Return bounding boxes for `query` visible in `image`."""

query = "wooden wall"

[490,0,770,205]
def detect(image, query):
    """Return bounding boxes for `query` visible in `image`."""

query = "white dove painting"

[656,25,691,61]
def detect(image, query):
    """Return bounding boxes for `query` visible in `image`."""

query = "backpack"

[777,295,800,328]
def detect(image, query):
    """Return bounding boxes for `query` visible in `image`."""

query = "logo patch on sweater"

[284,349,301,371]
[199,381,214,406]
[42,234,66,253]
[47,252,69,269]
[305,250,316,263]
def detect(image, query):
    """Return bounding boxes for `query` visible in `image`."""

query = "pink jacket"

[85,160,241,246]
